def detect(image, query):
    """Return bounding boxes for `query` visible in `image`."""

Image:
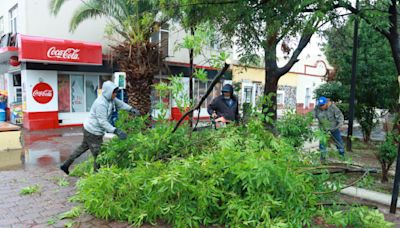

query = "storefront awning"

[0,47,18,64]
[18,34,102,65]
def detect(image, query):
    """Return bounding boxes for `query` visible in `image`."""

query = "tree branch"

[276,31,313,77]
[172,63,230,133]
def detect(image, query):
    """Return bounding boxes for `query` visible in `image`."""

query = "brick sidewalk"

[0,166,132,228]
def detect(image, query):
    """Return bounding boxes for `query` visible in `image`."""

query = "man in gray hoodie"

[314,96,345,161]
[60,81,140,174]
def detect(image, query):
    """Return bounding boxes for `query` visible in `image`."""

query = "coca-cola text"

[33,89,53,97]
[47,47,80,60]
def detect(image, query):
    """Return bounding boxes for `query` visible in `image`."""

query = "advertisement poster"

[57,74,70,112]
[71,75,84,112]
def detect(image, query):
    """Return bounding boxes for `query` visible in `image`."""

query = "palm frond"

[69,2,104,32]
[49,0,68,16]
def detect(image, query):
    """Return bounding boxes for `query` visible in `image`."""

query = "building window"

[0,17,4,36]
[58,74,71,112]
[244,86,253,103]
[85,75,98,112]
[58,74,109,113]
[209,33,222,50]
[9,5,18,34]
[194,79,222,109]
[150,23,169,58]
[99,75,112,89]
[305,88,311,108]
[277,91,284,105]
[13,74,21,86]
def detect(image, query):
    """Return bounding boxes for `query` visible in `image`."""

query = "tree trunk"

[387,0,400,75]
[382,163,389,183]
[263,73,279,123]
[112,41,162,115]
[188,27,195,127]
[261,32,313,128]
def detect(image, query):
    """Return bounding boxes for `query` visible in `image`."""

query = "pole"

[390,77,400,213]
[346,0,359,152]
[390,143,400,213]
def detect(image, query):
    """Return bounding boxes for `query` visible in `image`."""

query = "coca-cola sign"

[18,35,102,65]
[47,47,80,60]
[32,82,53,104]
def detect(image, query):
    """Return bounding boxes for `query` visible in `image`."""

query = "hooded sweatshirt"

[84,81,132,136]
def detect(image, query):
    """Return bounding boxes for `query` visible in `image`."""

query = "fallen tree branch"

[316,202,378,209]
[172,63,230,133]
[314,170,370,195]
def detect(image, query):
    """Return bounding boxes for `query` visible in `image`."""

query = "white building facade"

[0,0,232,130]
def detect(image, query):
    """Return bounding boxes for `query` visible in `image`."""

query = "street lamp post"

[389,76,400,213]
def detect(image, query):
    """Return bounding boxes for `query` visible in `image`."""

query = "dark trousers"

[62,129,103,171]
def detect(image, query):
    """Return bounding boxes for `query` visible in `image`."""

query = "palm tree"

[49,0,164,115]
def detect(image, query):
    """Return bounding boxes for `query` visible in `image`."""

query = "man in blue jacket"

[60,81,139,174]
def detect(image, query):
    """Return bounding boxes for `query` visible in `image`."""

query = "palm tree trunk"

[112,41,162,115]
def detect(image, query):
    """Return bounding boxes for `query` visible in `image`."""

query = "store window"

[194,79,222,109]
[12,74,21,103]
[58,74,70,112]
[85,75,98,111]
[9,5,17,34]
[99,75,112,89]
[71,75,84,112]
[58,74,106,113]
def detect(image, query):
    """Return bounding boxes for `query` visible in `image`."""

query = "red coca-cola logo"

[47,47,80,60]
[32,82,53,104]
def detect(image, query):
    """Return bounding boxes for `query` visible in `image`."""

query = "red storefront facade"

[0,34,113,130]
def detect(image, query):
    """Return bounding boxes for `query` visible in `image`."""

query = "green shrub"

[376,134,398,183]
[71,112,391,227]
[276,111,313,148]
[323,207,393,228]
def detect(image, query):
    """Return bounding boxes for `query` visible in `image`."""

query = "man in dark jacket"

[60,81,140,175]
[207,84,239,122]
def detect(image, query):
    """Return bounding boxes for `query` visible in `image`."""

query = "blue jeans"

[320,129,345,157]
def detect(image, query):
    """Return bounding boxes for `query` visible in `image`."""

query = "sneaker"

[60,165,69,175]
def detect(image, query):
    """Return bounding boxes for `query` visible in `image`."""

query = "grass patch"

[56,177,70,187]
[19,185,40,195]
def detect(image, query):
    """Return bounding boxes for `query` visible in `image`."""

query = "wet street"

[0,127,133,228]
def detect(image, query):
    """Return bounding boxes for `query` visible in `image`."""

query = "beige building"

[232,58,329,116]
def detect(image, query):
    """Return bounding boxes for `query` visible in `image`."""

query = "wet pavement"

[0,127,133,228]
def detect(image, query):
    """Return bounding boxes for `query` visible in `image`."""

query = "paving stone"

[17,213,42,222]
[0,219,20,226]
[77,214,95,223]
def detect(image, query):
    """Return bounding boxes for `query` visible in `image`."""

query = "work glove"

[114,128,128,140]
[129,108,141,116]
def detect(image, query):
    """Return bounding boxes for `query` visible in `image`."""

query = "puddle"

[0,127,86,171]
